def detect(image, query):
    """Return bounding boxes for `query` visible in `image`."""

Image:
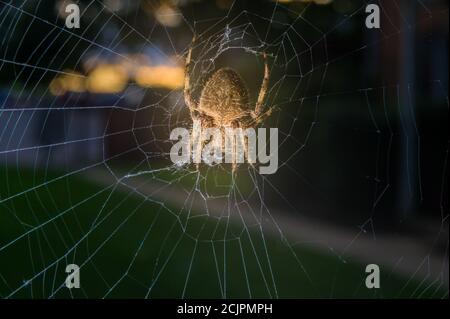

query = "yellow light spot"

[154,4,182,27]
[86,64,128,94]
[49,70,85,96]
[49,78,66,96]
[135,65,184,90]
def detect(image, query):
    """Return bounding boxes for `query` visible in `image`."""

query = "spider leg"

[250,105,277,126]
[184,35,199,114]
[254,52,270,117]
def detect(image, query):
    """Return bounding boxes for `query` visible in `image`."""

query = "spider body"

[198,68,251,127]
[182,37,275,169]
[184,37,274,131]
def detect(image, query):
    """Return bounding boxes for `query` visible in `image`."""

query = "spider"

[184,36,274,131]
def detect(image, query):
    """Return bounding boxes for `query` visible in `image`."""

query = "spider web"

[0,0,448,298]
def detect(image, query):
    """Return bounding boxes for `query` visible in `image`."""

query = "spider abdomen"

[198,68,251,126]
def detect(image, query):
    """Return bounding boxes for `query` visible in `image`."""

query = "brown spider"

[184,37,274,130]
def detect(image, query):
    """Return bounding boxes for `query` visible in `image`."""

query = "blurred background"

[0,0,448,298]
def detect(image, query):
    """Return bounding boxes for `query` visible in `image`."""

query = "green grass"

[0,165,446,298]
